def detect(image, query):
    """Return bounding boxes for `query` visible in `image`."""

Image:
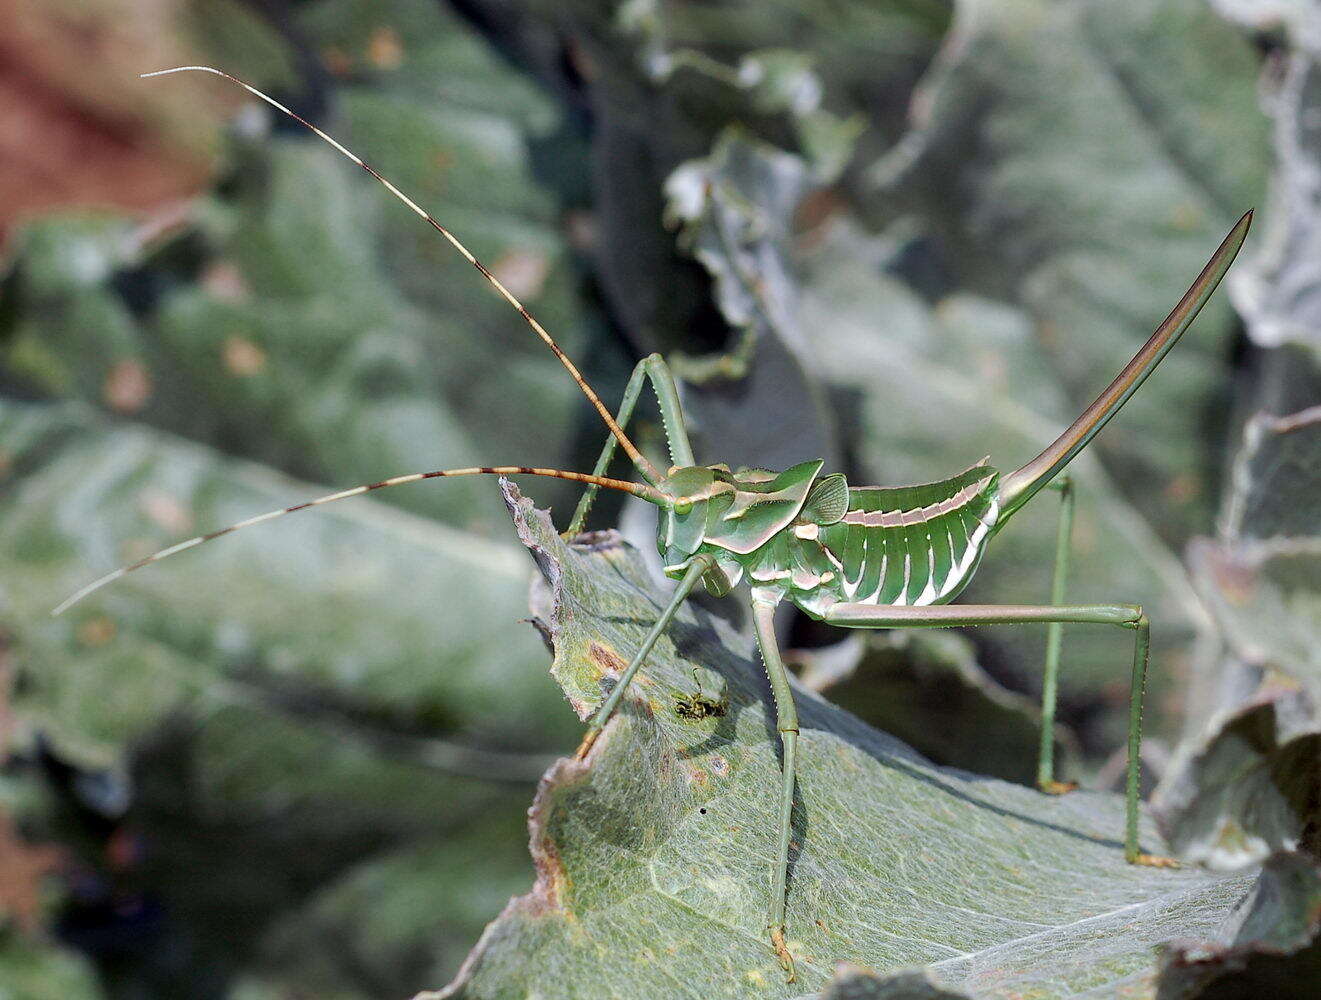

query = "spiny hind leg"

[1123,613,1177,867]
[1038,475,1078,795]
[823,601,1178,867]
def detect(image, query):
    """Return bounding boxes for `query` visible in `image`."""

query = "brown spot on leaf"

[0,811,63,935]
[588,642,626,680]
[491,249,550,302]
[223,335,267,376]
[367,26,404,70]
[321,46,353,77]
[519,755,595,917]
[201,260,249,303]
[103,359,151,414]
[76,616,116,647]
[1163,472,1199,504]
[139,488,192,535]
[793,187,845,248]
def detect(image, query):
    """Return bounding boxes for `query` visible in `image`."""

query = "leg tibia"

[574,556,709,757]
[751,597,799,982]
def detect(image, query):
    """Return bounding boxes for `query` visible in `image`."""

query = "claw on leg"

[574,728,600,762]
[1038,779,1079,795]
[769,926,796,983]
[1131,852,1180,868]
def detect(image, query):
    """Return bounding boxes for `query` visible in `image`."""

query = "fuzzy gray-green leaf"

[440,484,1264,1000]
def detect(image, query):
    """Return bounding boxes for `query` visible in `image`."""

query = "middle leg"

[750,592,800,982]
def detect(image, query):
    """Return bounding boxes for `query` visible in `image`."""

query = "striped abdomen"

[814,460,1000,609]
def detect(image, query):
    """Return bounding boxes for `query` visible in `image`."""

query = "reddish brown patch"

[793,187,845,249]
[587,641,626,680]
[321,46,353,77]
[520,755,593,917]
[0,0,233,244]
[1163,472,1199,505]
[223,336,267,376]
[0,811,63,934]
[103,359,152,414]
[76,616,116,647]
[200,261,249,303]
[139,488,192,535]
[367,26,404,70]
[491,249,550,302]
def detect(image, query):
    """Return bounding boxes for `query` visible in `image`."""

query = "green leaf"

[1157,852,1321,998]
[439,483,1265,999]
[0,399,576,758]
[0,400,571,991]
[0,930,101,1000]
[1224,407,1321,541]
[1211,1,1321,357]
[1,0,605,534]
[814,854,1321,1000]
[1156,686,1320,869]
[1155,410,1321,869]
[663,131,841,472]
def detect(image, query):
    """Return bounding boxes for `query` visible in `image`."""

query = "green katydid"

[56,66,1253,983]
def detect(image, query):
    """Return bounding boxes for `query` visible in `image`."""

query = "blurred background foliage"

[0,0,1315,996]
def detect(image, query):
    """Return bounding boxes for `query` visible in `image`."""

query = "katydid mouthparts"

[57,66,1253,983]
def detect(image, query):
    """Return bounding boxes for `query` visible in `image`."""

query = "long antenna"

[142,66,662,486]
[53,465,668,616]
[999,209,1253,519]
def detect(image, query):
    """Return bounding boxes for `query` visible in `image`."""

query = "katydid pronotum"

[55,66,1253,982]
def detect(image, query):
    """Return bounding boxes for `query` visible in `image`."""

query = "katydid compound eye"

[673,498,693,515]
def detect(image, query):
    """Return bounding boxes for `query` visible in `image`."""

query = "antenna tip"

[140,66,220,80]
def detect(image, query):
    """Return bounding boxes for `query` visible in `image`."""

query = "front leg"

[823,601,1176,867]
[750,593,800,982]
[565,353,695,536]
[574,555,710,759]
